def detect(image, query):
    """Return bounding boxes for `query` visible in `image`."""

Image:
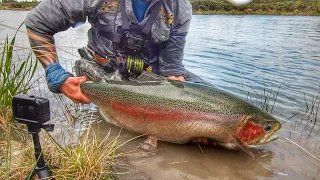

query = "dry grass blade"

[197,143,208,159]
[0,23,26,34]
[117,133,148,149]
[281,136,320,162]
[168,161,191,165]
[270,85,281,114]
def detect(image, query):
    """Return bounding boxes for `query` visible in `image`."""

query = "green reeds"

[297,89,320,136]
[244,84,281,115]
[0,25,38,113]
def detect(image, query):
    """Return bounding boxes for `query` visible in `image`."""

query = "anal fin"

[138,136,158,151]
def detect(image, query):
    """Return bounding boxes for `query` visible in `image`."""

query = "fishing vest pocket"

[151,14,171,43]
[95,11,122,32]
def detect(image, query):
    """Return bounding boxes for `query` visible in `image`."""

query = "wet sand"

[92,119,320,180]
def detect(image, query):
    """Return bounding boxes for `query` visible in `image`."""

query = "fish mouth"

[248,121,281,147]
[248,134,279,148]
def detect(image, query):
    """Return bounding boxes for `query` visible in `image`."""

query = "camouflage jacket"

[25,0,192,77]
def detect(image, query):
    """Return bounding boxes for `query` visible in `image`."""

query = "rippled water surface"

[1,10,320,179]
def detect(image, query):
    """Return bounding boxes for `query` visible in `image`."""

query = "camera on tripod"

[12,94,54,179]
[12,94,50,125]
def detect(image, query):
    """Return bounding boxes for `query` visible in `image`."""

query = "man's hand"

[59,76,91,104]
[167,75,185,81]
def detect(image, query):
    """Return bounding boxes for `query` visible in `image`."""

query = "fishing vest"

[25,0,191,77]
[88,0,165,58]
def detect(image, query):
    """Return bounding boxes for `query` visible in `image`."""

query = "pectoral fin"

[233,136,255,159]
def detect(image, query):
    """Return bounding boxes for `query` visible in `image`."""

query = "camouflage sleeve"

[25,0,102,34]
[158,0,192,77]
[25,0,103,67]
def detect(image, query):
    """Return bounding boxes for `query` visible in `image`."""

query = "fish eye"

[264,123,272,131]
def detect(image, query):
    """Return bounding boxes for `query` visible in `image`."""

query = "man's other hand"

[59,76,91,104]
[167,75,185,81]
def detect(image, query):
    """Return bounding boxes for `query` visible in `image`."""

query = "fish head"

[236,114,281,148]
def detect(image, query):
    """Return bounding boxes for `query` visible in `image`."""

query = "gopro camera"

[12,94,50,125]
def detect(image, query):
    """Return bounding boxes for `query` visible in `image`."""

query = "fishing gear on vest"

[81,0,163,79]
[78,47,149,79]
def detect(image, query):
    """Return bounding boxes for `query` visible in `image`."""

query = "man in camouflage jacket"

[25,0,192,104]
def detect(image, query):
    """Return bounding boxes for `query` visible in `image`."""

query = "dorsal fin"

[101,71,167,86]
[129,71,167,83]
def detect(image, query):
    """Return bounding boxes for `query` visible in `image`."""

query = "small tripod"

[27,124,55,180]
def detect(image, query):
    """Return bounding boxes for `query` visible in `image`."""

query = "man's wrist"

[45,63,74,93]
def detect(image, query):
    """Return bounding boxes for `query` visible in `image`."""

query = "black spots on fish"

[149,98,161,106]
[183,105,193,112]
[106,88,129,102]
[215,104,232,116]
[123,91,143,103]
[190,102,206,112]
[194,106,204,113]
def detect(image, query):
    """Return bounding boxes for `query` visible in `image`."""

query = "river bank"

[193,10,319,16]
[0,2,38,11]
[191,0,320,16]
[0,1,319,16]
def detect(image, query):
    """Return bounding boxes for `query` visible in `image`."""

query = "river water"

[1,10,320,180]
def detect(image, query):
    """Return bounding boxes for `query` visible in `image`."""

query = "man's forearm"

[27,27,58,67]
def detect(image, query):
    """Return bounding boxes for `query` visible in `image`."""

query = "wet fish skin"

[76,59,281,149]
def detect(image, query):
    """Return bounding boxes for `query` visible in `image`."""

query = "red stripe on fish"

[111,100,211,121]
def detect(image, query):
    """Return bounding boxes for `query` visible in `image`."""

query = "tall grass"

[0,28,38,112]
[49,128,119,179]
[1,128,119,179]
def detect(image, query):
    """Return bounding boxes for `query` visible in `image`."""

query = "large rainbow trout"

[75,59,281,152]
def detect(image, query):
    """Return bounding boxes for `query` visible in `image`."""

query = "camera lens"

[18,105,24,117]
